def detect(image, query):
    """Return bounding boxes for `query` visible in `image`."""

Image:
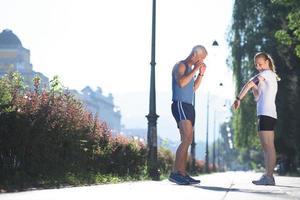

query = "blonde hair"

[254,52,281,81]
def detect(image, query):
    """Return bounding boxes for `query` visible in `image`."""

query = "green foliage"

[229,0,300,173]
[296,45,300,57]
[49,75,63,94]
[105,136,147,177]
[0,73,150,191]
[272,0,300,57]
[271,0,295,6]
[0,78,12,107]
[157,147,174,176]
[275,30,293,45]
[217,122,251,171]
[228,0,261,153]
[0,72,26,112]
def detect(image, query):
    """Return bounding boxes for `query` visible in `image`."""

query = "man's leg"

[174,120,193,175]
[259,131,276,177]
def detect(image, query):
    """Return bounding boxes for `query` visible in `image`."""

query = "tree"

[229,0,300,173]
[272,0,300,57]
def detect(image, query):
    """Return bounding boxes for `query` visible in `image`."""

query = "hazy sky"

[0,0,235,142]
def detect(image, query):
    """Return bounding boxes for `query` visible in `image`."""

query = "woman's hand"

[232,99,240,110]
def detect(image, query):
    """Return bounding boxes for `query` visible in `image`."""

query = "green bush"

[157,147,174,176]
[0,72,147,190]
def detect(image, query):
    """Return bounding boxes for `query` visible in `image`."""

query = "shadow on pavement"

[194,185,286,196]
[275,184,300,189]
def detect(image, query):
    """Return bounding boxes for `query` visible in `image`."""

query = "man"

[169,45,207,185]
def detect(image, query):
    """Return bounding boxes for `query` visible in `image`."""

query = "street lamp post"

[146,0,160,181]
[212,110,217,172]
[211,40,219,172]
[205,92,210,173]
[205,40,219,173]
[190,92,196,173]
[212,82,223,172]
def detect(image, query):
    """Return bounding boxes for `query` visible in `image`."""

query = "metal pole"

[213,110,216,172]
[211,41,219,172]
[146,0,159,180]
[205,93,210,173]
[217,132,221,170]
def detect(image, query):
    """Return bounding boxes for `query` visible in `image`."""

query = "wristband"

[198,73,204,77]
[236,96,241,101]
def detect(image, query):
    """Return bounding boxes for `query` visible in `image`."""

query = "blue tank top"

[172,61,194,105]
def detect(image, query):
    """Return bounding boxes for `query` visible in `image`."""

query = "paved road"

[1,171,300,200]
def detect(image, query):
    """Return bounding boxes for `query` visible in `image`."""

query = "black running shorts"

[171,101,195,128]
[258,115,277,131]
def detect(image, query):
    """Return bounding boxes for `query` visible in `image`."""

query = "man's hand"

[199,63,207,75]
[193,60,202,71]
[195,61,206,75]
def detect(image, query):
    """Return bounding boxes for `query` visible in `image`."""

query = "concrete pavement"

[0,171,300,200]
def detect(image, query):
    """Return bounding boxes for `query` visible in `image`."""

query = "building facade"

[71,86,121,133]
[0,29,49,88]
[0,29,122,132]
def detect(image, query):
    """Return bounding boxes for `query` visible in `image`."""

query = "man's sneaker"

[168,172,190,185]
[252,174,275,186]
[185,174,201,184]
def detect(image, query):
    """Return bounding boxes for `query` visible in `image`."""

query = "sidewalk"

[0,171,299,200]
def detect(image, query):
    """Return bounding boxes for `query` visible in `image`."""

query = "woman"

[232,52,280,185]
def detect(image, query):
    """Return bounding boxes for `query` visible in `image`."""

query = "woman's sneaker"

[252,174,275,186]
[185,174,201,184]
[168,172,190,185]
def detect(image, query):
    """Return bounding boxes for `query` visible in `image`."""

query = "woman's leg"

[258,131,276,177]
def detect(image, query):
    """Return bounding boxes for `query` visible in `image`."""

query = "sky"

[0,0,235,142]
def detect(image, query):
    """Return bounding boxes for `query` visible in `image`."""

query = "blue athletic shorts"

[171,101,195,128]
[258,115,277,131]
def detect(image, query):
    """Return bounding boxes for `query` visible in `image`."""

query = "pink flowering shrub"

[104,135,147,177]
[157,147,174,175]
[0,73,147,188]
